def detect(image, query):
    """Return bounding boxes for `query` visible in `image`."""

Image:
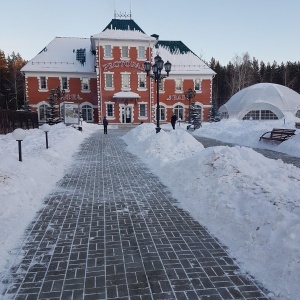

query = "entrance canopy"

[113,91,141,99]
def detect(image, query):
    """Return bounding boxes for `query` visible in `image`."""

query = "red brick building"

[21,17,215,125]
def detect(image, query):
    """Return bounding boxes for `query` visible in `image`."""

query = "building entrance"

[121,106,132,123]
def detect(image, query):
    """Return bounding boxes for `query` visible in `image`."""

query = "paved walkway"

[1,129,270,300]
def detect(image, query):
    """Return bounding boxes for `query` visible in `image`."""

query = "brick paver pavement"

[1,129,270,300]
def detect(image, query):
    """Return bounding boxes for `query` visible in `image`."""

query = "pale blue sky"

[1,0,299,65]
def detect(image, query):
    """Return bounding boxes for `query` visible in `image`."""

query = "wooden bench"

[295,122,300,129]
[259,128,296,143]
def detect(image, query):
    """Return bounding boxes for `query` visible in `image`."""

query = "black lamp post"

[12,128,26,162]
[144,55,171,133]
[184,88,196,124]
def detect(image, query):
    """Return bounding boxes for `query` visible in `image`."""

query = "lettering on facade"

[64,94,83,101]
[102,61,145,72]
[166,95,186,101]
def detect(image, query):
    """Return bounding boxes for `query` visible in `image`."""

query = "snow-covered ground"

[1,117,300,299]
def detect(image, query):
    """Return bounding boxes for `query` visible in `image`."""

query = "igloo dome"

[218,83,300,120]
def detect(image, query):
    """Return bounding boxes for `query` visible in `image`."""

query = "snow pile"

[123,122,300,300]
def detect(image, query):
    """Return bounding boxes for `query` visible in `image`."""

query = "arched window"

[39,104,49,122]
[174,105,184,120]
[220,111,229,119]
[192,104,202,121]
[159,105,166,121]
[243,110,278,120]
[81,104,93,122]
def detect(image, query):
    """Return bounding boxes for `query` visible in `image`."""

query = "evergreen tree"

[6,52,27,110]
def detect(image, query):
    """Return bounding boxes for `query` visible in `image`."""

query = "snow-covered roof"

[21,18,215,77]
[91,29,156,42]
[219,83,300,119]
[154,44,215,76]
[21,37,95,73]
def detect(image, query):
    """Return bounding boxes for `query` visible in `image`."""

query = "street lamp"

[41,124,51,149]
[144,55,171,133]
[184,88,196,124]
[12,128,26,161]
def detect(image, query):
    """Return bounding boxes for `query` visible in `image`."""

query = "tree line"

[0,50,27,110]
[0,49,299,112]
[209,52,300,109]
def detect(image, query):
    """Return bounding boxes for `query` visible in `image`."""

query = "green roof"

[156,41,195,55]
[103,19,145,33]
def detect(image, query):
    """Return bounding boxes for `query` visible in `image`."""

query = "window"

[81,104,93,122]
[40,76,47,89]
[296,110,300,118]
[159,105,166,121]
[107,104,114,117]
[243,110,278,120]
[159,80,164,91]
[121,73,130,90]
[243,110,260,120]
[260,110,278,120]
[175,79,183,91]
[121,46,129,59]
[105,73,113,89]
[104,45,112,58]
[138,46,145,59]
[174,105,184,120]
[81,78,89,90]
[62,77,68,90]
[220,111,229,119]
[138,74,146,89]
[139,104,147,117]
[194,79,201,91]
[39,104,49,121]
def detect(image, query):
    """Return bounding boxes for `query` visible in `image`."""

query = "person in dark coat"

[103,116,108,134]
[171,113,177,130]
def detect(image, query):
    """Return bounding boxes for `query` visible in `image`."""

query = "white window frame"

[81,104,94,122]
[38,102,50,122]
[194,78,202,92]
[137,46,145,60]
[39,76,47,91]
[121,73,130,90]
[137,73,146,90]
[104,72,114,90]
[139,103,147,119]
[121,46,129,59]
[106,103,115,118]
[175,79,183,92]
[61,77,69,91]
[104,45,112,59]
[81,77,90,92]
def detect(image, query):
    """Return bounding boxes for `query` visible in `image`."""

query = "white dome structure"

[218,83,300,120]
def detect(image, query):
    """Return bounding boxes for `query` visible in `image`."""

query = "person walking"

[171,113,177,130]
[103,116,108,134]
